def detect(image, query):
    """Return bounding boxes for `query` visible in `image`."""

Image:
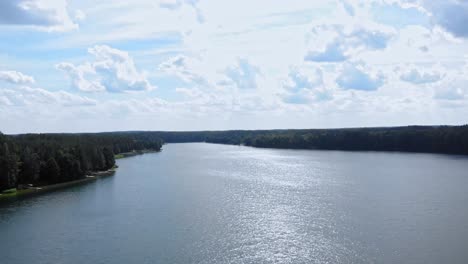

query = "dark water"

[2,143,468,264]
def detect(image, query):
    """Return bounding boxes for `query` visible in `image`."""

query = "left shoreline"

[0,149,160,203]
[0,168,116,203]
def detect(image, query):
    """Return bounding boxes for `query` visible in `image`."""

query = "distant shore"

[115,149,160,159]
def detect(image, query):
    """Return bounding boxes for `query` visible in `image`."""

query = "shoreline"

[0,168,116,203]
[115,149,160,159]
[0,149,159,203]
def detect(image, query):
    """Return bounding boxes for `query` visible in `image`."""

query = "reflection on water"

[2,143,468,264]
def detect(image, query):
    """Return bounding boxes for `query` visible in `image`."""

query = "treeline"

[240,126,468,154]
[0,133,162,191]
[2,125,467,191]
[150,125,468,155]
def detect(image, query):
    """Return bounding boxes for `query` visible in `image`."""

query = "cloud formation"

[421,0,468,38]
[158,55,207,86]
[0,86,96,107]
[158,0,204,23]
[57,45,155,93]
[0,0,78,31]
[280,67,333,104]
[400,68,441,84]
[2,0,468,132]
[0,70,35,84]
[336,63,385,91]
[305,40,348,62]
[284,67,323,92]
[305,26,393,62]
[224,59,260,89]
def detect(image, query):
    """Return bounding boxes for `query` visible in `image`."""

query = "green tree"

[0,142,18,190]
[102,147,115,169]
[41,158,60,184]
[19,147,41,184]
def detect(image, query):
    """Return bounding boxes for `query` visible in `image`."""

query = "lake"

[1,143,468,264]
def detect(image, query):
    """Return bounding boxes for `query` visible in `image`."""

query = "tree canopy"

[0,132,162,191]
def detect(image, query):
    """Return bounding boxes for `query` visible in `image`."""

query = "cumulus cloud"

[389,0,468,38]
[56,63,105,92]
[57,45,155,93]
[336,63,385,91]
[223,59,260,89]
[158,0,204,23]
[400,68,441,84]
[281,67,333,104]
[349,29,392,49]
[305,40,348,62]
[421,0,468,38]
[284,67,323,92]
[0,70,35,84]
[305,26,393,62]
[0,0,78,31]
[158,55,207,85]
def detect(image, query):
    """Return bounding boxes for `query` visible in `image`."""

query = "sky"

[1,0,468,133]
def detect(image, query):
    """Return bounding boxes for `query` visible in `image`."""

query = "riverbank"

[115,149,160,159]
[0,167,117,202]
[0,149,160,203]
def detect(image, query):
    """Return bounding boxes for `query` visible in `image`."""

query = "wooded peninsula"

[1,125,468,192]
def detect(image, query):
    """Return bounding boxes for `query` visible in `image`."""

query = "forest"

[142,125,468,155]
[1,125,468,191]
[0,132,162,191]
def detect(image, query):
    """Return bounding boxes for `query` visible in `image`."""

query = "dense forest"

[2,125,468,191]
[0,132,162,191]
[148,125,468,154]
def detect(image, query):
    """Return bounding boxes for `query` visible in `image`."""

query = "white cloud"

[158,0,204,23]
[336,62,385,91]
[0,86,96,107]
[420,0,468,38]
[57,45,155,93]
[223,59,260,89]
[3,0,468,132]
[158,54,208,85]
[0,0,78,31]
[280,66,335,104]
[400,68,442,84]
[0,70,35,84]
[305,25,394,62]
[284,67,323,91]
[305,40,348,62]
[386,0,468,39]
[56,63,105,92]
[432,74,468,101]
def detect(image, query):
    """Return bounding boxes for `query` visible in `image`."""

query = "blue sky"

[1,0,468,133]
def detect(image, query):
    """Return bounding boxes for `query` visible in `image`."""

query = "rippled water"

[2,143,468,264]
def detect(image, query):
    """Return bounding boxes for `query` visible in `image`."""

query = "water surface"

[1,143,468,264]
